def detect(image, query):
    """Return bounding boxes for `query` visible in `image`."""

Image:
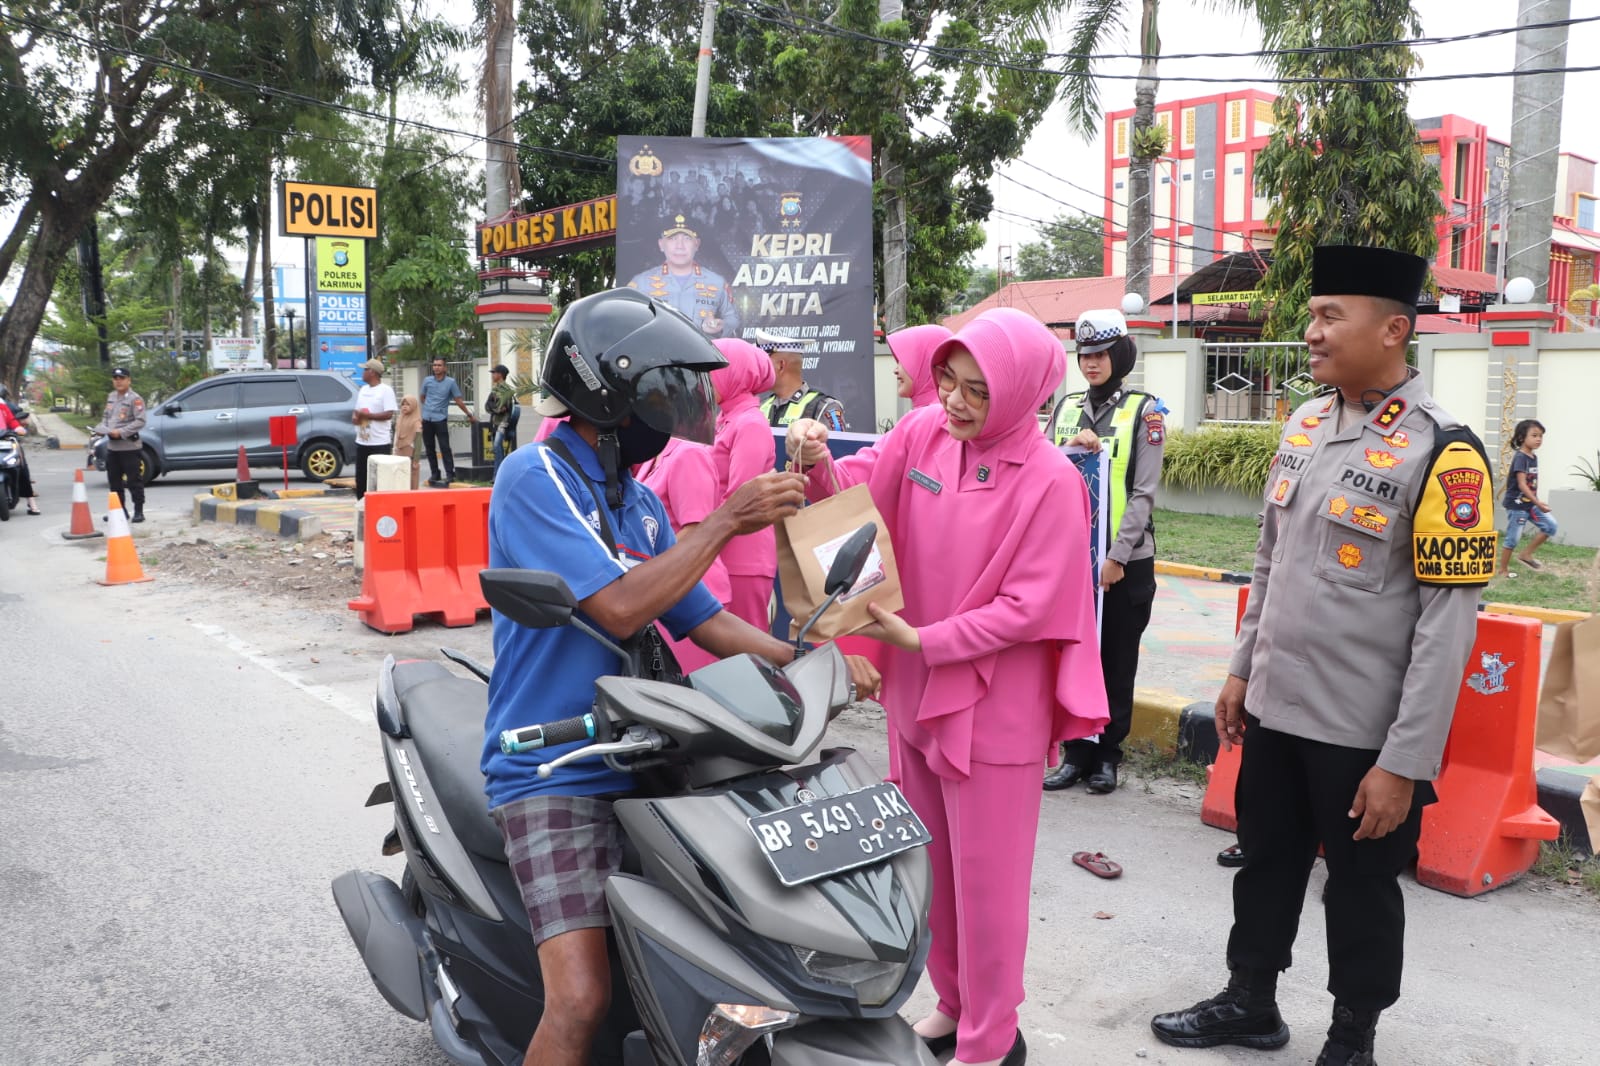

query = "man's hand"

[842,654,881,701]
[861,603,921,652]
[717,471,806,534]
[702,315,723,335]
[785,418,830,469]
[1100,559,1125,589]
[109,429,121,439]
[1349,766,1414,841]
[1068,428,1102,452]
[1215,674,1248,752]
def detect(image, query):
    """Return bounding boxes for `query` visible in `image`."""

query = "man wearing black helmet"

[482,288,880,1066]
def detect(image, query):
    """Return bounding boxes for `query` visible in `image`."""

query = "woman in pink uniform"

[709,337,778,630]
[638,437,730,673]
[787,307,1107,1066]
[888,323,953,408]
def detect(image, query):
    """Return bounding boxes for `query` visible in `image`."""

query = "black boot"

[1313,1004,1379,1065]
[131,507,146,523]
[1043,746,1090,791]
[1086,759,1119,794]
[1151,969,1290,1050]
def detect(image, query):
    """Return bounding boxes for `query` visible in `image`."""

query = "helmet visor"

[632,365,719,445]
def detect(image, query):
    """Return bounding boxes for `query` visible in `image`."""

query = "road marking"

[190,622,368,723]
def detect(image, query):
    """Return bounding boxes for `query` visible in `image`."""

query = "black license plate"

[747,782,930,887]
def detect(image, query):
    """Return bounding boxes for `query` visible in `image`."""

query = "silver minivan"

[111,370,359,482]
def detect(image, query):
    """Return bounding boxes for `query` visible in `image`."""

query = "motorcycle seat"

[394,662,508,863]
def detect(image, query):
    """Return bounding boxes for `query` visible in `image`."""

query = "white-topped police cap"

[750,327,817,353]
[1075,309,1128,354]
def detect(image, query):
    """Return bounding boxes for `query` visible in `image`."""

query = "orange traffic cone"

[97,493,152,585]
[236,444,259,499]
[62,468,105,541]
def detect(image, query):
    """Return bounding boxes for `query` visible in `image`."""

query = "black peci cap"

[1311,246,1429,307]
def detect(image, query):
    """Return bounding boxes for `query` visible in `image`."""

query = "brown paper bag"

[1582,777,1600,855]
[774,480,902,641]
[1536,616,1600,763]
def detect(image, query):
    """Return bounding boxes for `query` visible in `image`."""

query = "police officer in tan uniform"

[625,215,739,338]
[1152,246,1496,1066]
[94,367,148,522]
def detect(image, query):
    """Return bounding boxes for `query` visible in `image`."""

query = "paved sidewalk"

[30,409,90,448]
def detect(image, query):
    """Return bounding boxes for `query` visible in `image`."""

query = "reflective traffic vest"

[762,389,828,428]
[1050,389,1150,535]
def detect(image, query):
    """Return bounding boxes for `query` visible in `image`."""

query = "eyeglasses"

[933,363,990,408]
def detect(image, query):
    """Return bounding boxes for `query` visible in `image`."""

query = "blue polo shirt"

[419,375,462,420]
[482,424,722,806]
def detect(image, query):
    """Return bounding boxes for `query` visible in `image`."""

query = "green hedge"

[1160,423,1282,496]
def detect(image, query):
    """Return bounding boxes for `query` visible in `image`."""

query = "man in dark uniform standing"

[94,367,147,522]
[1151,246,1496,1066]
[1042,309,1164,795]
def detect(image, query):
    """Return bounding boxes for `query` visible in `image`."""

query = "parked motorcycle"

[333,524,937,1066]
[0,430,23,521]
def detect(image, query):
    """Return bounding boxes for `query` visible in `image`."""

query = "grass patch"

[1122,739,1211,790]
[1154,508,1598,613]
[1532,835,1600,901]
[57,411,98,432]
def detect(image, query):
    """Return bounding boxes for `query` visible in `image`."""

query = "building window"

[1454,143,1470,200]
[1229,101,1242,140]
[1115,181,1126,190]
[1580,196,1597,231]
[1115,119,1128,158]
[1182,108,1196,148]
[1203,168,1216,180]
[1450,234,1463,269]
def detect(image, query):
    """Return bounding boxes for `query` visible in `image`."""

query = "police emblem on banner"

[332,241,350,267]
[629,144,663,177]
[779,191,803,230]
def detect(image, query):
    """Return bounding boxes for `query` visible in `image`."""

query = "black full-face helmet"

[537,288,727,445]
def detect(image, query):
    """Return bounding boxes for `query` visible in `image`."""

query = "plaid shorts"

[492,794,624,945]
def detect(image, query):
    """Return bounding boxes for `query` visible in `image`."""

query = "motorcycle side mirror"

[823,522,877,597]
[795,522,878,650]
[479,568,577,629]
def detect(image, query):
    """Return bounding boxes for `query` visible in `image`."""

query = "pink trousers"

[895,730,1043,1062]
[726,575,774,633]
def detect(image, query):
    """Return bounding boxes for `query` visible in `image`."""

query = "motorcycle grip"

[500,713,596,755]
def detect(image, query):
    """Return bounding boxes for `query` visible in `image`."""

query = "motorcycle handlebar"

[500,713,597,755]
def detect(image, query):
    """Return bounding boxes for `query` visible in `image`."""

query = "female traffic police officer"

[1150,245,1495,1066]
[1041,309,1164,795]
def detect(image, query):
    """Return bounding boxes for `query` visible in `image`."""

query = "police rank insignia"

[1364,449,1403,470]
[1286,433,1313,448]
[1373,398,1406,429]
[1337,543,1364,569]
[1301,416,1322,429]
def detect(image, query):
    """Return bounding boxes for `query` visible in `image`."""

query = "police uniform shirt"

[98,388,147,451]
[767,385,845,432]
[1051,389,1164,565]
[1229,374,1492,781]
[481,424,721,807]
[626,265,741,337]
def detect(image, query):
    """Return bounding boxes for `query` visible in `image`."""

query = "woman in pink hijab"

[709,337,778,630]
[638,438,730,673]
[887,323,953,408]
[787,307,1107,1066]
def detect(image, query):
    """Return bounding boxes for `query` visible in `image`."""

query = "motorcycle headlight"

[696,1003,799,1066]
[791,946,909,1007]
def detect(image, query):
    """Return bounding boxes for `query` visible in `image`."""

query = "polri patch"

[1338,465,1404,503]
[908,468,942,494]
[1144,411,1165,445]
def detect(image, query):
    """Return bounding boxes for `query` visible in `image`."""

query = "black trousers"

[1226,714,1432,1012]
[1065,555,1156,766]
[105,449,144,512]
[420,419,453,480]
[354,442,391,500]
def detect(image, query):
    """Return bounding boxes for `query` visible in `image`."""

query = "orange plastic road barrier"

[97,493,151,585]
[62,469,104,540]
[347,488,491,634]
[1200,585,1251,831]
[1417,614,1560,896]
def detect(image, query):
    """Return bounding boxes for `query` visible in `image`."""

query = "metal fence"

[1202,342,1318,424]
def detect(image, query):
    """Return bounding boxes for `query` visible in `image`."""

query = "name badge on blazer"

[908,468,942,494]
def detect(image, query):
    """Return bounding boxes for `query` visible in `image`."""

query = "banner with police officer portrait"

[616,135,875,429]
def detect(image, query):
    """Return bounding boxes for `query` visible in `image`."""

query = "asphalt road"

[4,444,1598,1066]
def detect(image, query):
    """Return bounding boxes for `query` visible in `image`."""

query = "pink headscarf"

[928,307,1065,465]
[887,324,953,407]
[710,339,776,421]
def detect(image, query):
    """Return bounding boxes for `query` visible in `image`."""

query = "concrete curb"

[1126,688,1198,752]
[1153,560,1251,584]
[1175,703,1595,856]
[1482,602,1592,624]
[191,492,324,541]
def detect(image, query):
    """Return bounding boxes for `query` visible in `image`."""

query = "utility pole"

[878,0,908,334]
[1505,0,1570,301]
[691,0,716,137]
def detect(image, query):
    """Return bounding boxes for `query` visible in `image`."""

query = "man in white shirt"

[352,358,397,499]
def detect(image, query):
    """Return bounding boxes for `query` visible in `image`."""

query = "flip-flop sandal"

[1517,557,1543,571]
[1072,850,1122,879]
[1217,843,1247,868]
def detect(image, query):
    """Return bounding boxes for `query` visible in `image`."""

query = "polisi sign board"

[280,181,379,239]
[317,292,367,334]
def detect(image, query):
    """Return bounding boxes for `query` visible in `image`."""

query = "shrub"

[1161,423,1282,496]
[1573,451,1600,492]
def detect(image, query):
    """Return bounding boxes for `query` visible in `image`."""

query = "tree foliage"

[1015,210,1105,280]
[1252,0,1440,340]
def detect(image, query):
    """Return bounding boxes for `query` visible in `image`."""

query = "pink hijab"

[887,324,953,407]
[929,307,1065,465]
[710,339,776,422]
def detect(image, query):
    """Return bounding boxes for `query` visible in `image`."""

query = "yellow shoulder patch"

[1412,441,1497,586]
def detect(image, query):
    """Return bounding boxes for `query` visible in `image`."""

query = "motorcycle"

[333,524,938,1066]
[0,430,23,521]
